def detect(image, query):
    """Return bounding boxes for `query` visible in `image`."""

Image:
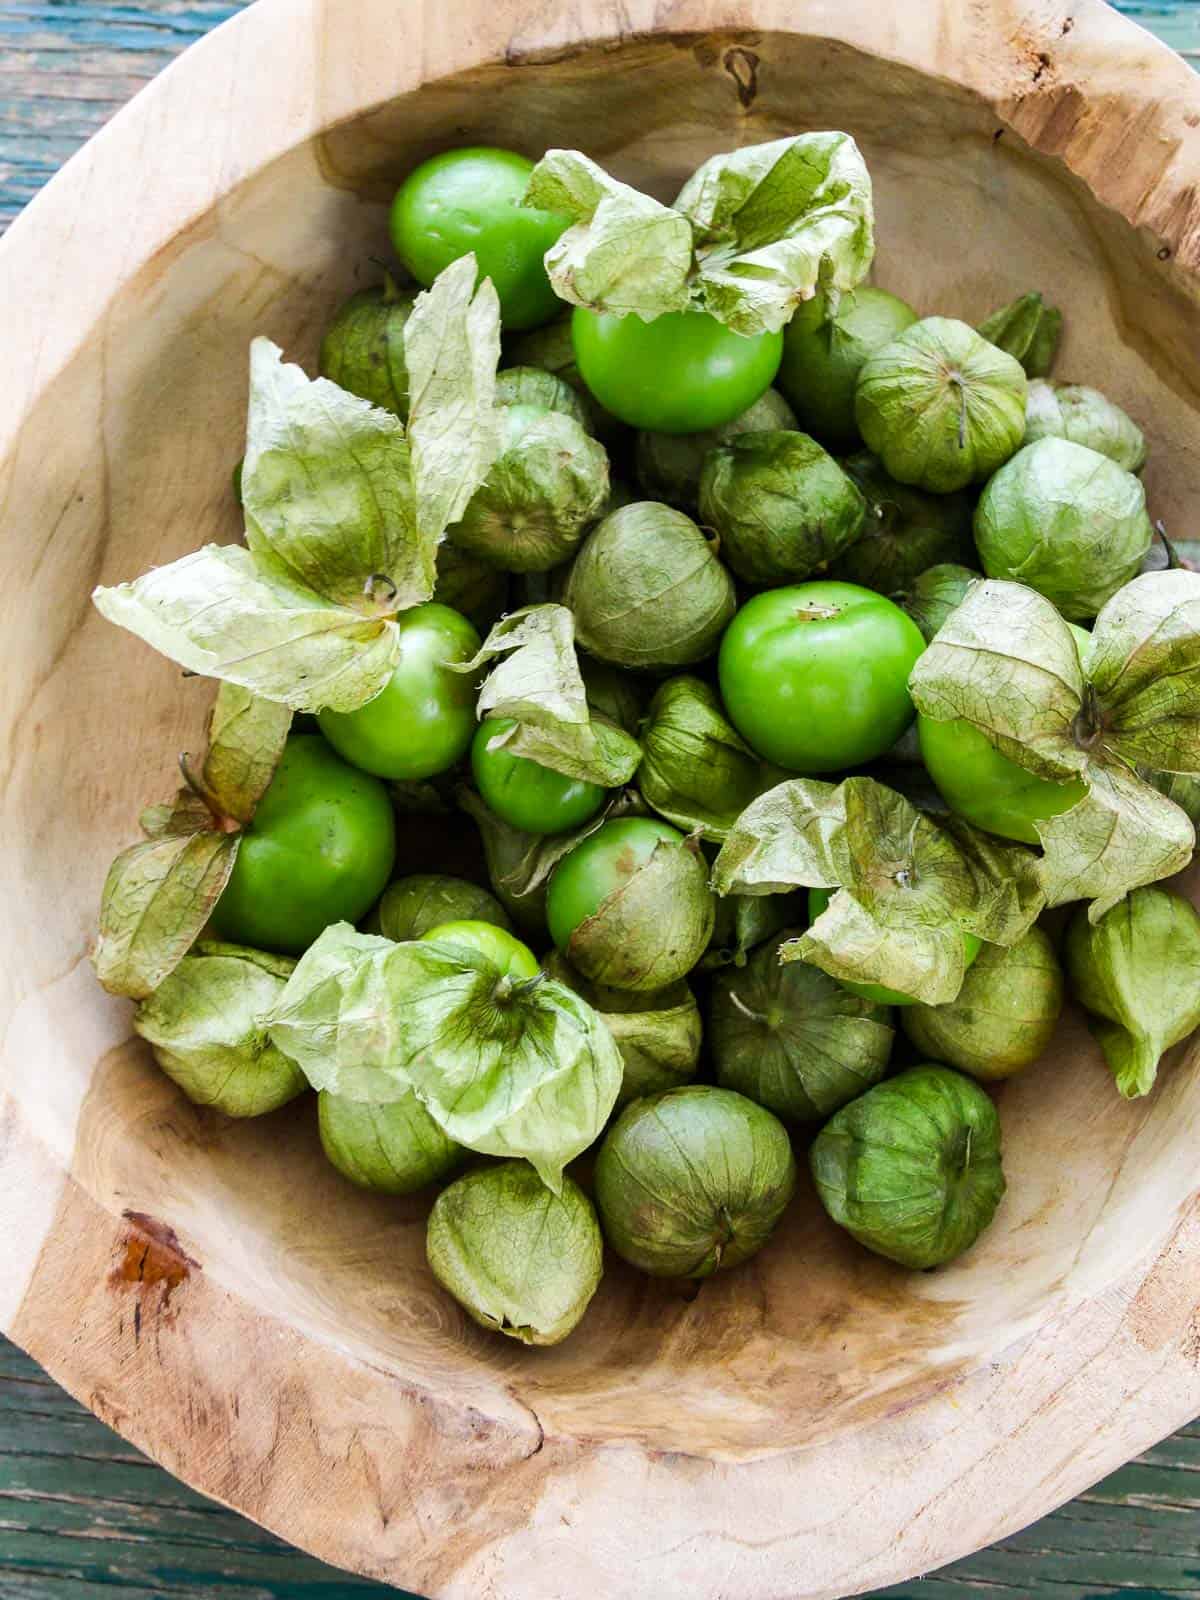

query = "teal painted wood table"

[2,3,1200,1596]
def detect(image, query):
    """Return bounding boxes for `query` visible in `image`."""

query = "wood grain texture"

[4,2,1200,1598]
[7,1331,1200,1599]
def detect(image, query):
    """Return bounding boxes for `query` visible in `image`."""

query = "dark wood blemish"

[108,1211,199,1339]
[723,46,759,110]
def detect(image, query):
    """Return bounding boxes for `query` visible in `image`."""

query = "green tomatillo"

[565,502,736,670]
[447,403,609,574]
[319,1089,465,1194]
[973,437,1152,620]
[916,615,1093,845]
[427,1161,604,1344]
[211,734,396,956]
[133,942,307,1117]
[372,874,510,941]
[718,580,926,773]
[318,602,480,781]
[855,316,1028,493]
[711,930,895,1122]
[471,716,607,837]
[810,1063,1006,1269]
[1064,886,1200,1098]
[777,286,918,447]
[901,926,1064,1081]
[546,816,715,991]
[1023,379,1146,473]
[571,306,783,433]
[420,918,540,978]
[594,1085,797,1278]
[698,430,868,585]
[638,675,780,843]
[389,146,568,331]
[318,279,414,417]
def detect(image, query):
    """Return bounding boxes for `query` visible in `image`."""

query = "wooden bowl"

[3,1,1200,1594]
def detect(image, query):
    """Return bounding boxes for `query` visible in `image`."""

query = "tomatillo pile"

[90,133,1200,1345]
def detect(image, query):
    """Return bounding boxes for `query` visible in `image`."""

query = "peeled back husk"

[635,388,798,510]
[133,942,306,1117]
[901,926,1064,1080]
[543,950,701,1106]
[698,430,867,585]
[319,1089,465,1193]
[1064,885,1200,1098]
[564,830,717,992]
[593,1086,797,1277]
[810,1063,1006,1269]
[711,930,895,1122]
[449,403,610,573]
[427,1160,604,1345]
[564,501,737,670]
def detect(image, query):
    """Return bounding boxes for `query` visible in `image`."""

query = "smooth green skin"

[918,715,1088,846]
[211,735,396,956]
[318,1091,463,1195]
[420,919,540,979]
[807,886,982,1008]
[546,817,685,953]
[571,306,783,433]
[777,287,917,446]
[718,581,926,773]
[916,622,1092,845]
[389,147,567,331]
[471,717,606,836]
[318,604,480,781]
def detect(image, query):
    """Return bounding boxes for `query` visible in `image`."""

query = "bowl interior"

[6,30,1200,1461]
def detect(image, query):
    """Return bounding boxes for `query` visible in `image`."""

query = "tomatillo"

[389,146,567,330]
[807,887,982,1008]
[546,817,687,952]
[211,735,395,956]
[917,621,1091,845]
[420,919,541,979]
[718,581,925,773]
[318,603,480,781]
[471,717,606,836]
[571,306,783,433]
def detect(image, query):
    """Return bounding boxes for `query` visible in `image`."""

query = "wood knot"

[723,47,759,109]
[109,1211,199,1343]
